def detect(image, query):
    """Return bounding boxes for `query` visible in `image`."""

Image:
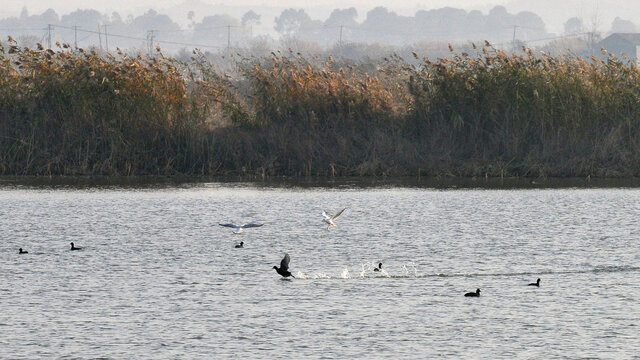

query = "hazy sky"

[3,0,637,34]
[5,0,503,15]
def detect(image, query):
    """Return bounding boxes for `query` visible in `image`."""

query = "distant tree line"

[0,5,602,53]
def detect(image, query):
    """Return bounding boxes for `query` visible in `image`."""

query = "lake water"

[1,180,639,358]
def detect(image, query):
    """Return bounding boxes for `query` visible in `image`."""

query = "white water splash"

[401,263,419,277]
[295,262,424,280]
[409,262,418,277]
[378,268,390,277]
[360,263,372,277]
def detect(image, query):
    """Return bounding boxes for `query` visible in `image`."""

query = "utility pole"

[146,30,156,56]
[47,24,53,49]
[511,25,518,53]
[73,25,79,49]
[587,31,594,57]
[103,25,109,52]
[339,25,343,47]
[97,25,102,51]
[227,24,231,53]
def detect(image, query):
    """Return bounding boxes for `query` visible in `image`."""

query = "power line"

[78,32,93,43]
[493,32,589,47]
[52,24,227,50]
[502,24,545,31]
[158,24,242,33]
[0,27,47,31]
[2,23,593,54]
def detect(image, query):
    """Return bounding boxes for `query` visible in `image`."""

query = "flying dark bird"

[373,262,382,272]
[464,288,481,297]
[70,242,82,251]
[322,208,346,228]
[528,278,541,287]
[18,248,28,254]
[273,253,294,278]
[235,241,244,248]
[219,222,263,234]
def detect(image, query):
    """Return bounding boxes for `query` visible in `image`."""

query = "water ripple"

[1,186,640,358]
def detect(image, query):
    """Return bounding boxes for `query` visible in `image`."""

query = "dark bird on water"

[235,241,244,248]
[19,248,28,254]
[70,242,82,251]
[373,262,382,272]
[464,288,481,297]
[273,253,295,278]
[528,278,540,287]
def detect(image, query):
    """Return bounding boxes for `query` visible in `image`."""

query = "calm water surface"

[1,181,639,358]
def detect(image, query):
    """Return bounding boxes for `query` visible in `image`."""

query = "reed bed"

[220,53,407,176]
[2,37,640,177]
[407,45,640,177]
[0,39,243,175]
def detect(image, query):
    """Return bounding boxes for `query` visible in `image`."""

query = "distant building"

[597,33,640,60]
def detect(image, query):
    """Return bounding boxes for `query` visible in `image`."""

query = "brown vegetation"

[1,38,640,178]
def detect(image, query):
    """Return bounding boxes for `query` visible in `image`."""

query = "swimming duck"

[464,288,481,297]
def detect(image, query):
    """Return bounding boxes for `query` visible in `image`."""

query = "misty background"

[0,1,638,59]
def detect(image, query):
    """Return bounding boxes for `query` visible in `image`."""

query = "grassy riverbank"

[1,38,639,177]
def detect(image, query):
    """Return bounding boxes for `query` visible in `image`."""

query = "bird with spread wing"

[273,253,295,278]
[322,208,346,228]
[219,222,263,234]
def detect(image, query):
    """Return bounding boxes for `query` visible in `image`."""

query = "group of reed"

[1,37,639,178]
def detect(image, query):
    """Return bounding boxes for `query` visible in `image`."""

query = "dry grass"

[0,39,245,175]
[406,45,640,177]
[2,37,640,177]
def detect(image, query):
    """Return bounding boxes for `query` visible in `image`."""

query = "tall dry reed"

[2,37,640,177]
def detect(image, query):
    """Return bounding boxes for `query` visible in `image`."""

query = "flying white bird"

[322,208,346,228]
[219,222,263,234]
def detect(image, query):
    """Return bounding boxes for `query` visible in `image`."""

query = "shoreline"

[2,175,640,189]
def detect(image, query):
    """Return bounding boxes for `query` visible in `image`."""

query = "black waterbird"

[273,253,294,278]
[464,288,481,297]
